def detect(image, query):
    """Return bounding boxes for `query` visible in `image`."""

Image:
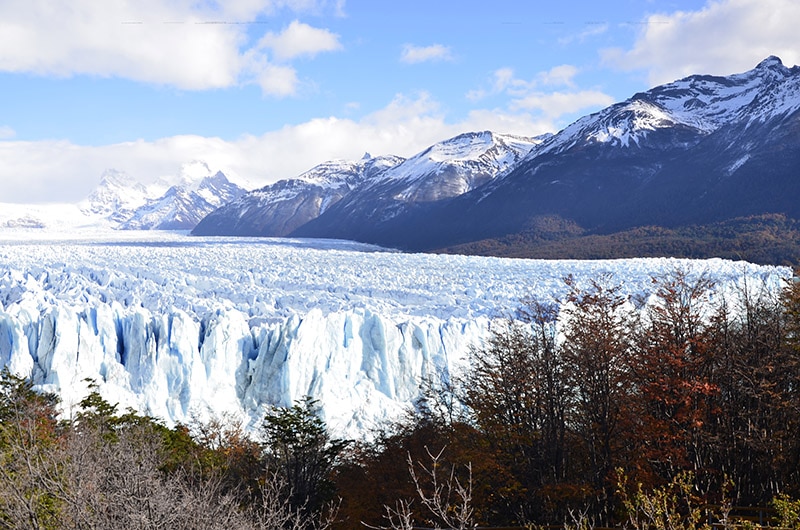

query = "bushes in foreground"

[0,375,342,530]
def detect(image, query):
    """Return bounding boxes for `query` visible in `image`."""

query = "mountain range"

[193,131,544,237]
[0,162,247,231]
[192,56,800,265]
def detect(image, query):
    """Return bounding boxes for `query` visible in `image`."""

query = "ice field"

[0,230,789,437]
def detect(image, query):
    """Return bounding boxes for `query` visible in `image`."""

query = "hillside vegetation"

[441,214,800,266]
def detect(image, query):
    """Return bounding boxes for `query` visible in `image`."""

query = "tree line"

[2,267,800,529]
[334,268,800,528]
[0,377,345,529]
[446,213,800,266]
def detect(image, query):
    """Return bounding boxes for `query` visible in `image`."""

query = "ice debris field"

[0,231,790,438]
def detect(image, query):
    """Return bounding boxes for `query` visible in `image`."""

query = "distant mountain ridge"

[194,56,798,264]
[192,154,404,237]
[0,162,246,231]
[192,131,546,237]
[81,169,151,223]
[117,169,246,230]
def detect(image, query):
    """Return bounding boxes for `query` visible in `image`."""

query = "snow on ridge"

[373,131,543,203]
[539,57,800,154]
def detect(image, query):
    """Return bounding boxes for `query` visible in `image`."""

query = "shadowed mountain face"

[193,131,544,238]
[195,57,800,263]
[192,155,404,237]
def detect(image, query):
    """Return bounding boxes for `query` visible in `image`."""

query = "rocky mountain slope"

[192,131,544,237]
[192,154,403,237]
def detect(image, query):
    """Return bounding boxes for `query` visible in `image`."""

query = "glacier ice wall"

[0,233,790,438]
[0,299,483,436]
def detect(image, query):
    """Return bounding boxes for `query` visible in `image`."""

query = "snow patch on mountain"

[585,100,679,147]
[80,169,152,220]
[192,155,405,237]
[379,131,545,199]
[121,171,246,230]
[254,155,404,204]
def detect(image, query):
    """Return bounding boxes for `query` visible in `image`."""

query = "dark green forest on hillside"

[442,214,800,267]
[3,269,800,529]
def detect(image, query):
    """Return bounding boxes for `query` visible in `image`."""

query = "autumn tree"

[631,268,719,486]
[460,298,573,523]
[560,274,637,519]
[700,273,797,504]
[0,369,61,530]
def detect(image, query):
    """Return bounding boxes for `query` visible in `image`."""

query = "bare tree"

[371,447,475,530]
[0,388,337,529]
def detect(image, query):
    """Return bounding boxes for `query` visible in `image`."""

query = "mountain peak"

[97,169,140,190]
[82,170,150,218]
[200,171,231,187]
[749,55,796,81]
[756,55,785,70]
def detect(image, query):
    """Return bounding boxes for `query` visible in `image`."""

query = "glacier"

[0,230,790,438]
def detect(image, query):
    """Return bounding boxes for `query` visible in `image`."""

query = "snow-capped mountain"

[284,56,800,256]
[0,233,786,437]
[81,169,151,223]
[291,131,545,240]
[192,154,403,237]
[193,57,799,260]
[194,131,543,238]
[121,170,247,230]
[373,131,545,201]
[540,55,799,154]
[1,162,247,232]
[1,170,153,231]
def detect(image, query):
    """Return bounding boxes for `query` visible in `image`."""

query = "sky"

[0,0,798,203]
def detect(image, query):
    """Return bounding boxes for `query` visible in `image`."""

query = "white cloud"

[0,0,342,94]
[602,0,800,86]
[558,23,609,45]
[400,44,454,64]
[470,64,584,102]
[246,55,301,96]
[466,68,516,101]
[0,126,15,140]
[466,66,613,121]
[538,65,578,87]
[258,20,342,61]
[510,90,615,118]
[0,94,554,204]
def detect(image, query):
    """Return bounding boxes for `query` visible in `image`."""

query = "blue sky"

[0,0,797,203]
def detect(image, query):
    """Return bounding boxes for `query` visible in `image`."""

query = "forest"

[443,214,800,266]
[2,267,800,529]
